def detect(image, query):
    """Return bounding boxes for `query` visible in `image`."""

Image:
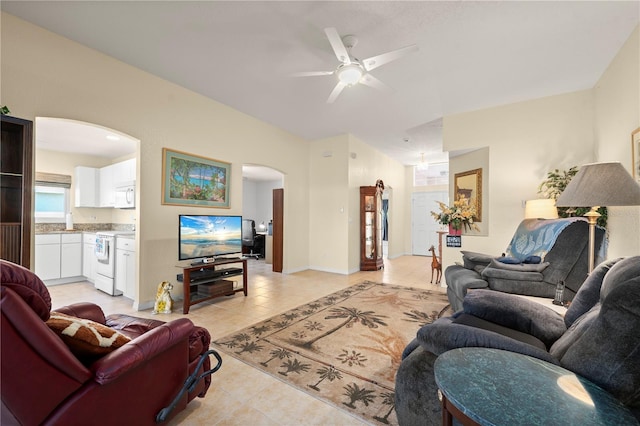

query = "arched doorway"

[242,164,284,271]
[33,117,140,300]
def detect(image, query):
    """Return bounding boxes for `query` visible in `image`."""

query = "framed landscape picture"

[454,168,482,221]
[162,148,231,208]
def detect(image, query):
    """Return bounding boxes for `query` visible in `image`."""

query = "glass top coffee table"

[434,347,638,426]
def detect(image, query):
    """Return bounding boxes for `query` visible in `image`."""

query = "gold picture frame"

[454,168,482,221]
[633,127,640,184]
[161,148,231,208]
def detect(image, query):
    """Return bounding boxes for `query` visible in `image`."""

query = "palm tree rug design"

[212,281,450,425]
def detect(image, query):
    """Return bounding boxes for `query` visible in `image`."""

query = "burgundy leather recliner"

[1,260,220,425]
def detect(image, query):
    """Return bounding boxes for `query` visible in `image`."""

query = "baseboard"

[308,265,350,275]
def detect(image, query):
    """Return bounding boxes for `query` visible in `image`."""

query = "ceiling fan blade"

[362,44,418,71]
[324,27,351,65]
[292,71,334,77]
[326,82,346,103]
[360,74,392,93]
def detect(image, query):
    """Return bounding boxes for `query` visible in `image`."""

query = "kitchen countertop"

[35,223,135,235]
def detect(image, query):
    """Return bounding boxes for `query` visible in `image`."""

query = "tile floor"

[48,255,444,425]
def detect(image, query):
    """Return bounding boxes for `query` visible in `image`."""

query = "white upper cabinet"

[75,159,136,209]
[74,166,99,207]
[113,158,136,185]
[99,164,115,207]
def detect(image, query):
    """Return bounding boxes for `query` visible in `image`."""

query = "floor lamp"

[556,162,640,273]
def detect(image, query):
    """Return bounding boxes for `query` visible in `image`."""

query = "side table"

[434,347,638,426]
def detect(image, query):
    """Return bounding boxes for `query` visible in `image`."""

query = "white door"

[412,191,448,256]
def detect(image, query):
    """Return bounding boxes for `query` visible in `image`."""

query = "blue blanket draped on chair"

[505,217,583,261]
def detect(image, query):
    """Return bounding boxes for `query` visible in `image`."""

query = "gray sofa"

[395,256,640,425]
[445,218,605,312]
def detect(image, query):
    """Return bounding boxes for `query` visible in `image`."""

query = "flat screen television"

[179,214,242,262]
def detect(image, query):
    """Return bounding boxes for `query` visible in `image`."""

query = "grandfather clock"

[360,184,384,271]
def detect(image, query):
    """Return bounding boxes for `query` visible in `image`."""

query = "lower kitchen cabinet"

[35,233,82,283]
[35,234,61,280]
[115,237,136,299]
[82,233,96,282]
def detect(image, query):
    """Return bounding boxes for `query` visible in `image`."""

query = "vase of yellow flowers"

[430,196,480,235]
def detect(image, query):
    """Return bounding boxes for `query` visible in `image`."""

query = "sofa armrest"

[484,259,550,273]
[416,316,559,364]
[463,290,566,347]
[460,251,498,270]
[90,318,194,385]
[54,302,107,325]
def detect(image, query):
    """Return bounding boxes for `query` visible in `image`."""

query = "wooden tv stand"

[178,258,247,314]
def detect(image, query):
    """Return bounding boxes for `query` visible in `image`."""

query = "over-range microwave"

[114,181,135,209]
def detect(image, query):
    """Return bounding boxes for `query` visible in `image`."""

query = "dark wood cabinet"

[1,116,33,268]
[360,186,384,271]
[178,258,247,314]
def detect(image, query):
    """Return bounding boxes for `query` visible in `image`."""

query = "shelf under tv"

[177,258,247,314]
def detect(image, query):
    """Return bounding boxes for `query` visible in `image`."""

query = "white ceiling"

[3,1,638,167]
[35,118,138,159]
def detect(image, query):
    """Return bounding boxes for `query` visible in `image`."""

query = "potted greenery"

[538,166,607,227]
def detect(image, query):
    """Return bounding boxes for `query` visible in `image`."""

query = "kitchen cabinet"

[35,233,83,283]
[74,159,135,209]
[99,164,115,207]
[35,234,61,280]
[115,237,136,299]
[113,158,136,185]
[82,233,96,282]
[74,166,99,207]
[178,258,247,314]
[61,233,82,277]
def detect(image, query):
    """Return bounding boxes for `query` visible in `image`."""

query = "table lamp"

[556,161,640,272]
[525,199,559,219]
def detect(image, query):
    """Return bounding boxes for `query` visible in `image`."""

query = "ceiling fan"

[294,27,418,103]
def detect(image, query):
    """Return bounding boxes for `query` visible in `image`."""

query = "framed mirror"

[454,168,482,221]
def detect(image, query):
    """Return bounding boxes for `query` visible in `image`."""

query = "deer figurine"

[429,245,442,284]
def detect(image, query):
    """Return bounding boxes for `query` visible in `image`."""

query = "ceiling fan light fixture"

[337,63,364,85]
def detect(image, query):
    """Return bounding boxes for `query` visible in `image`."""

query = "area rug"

[212,281,450,425]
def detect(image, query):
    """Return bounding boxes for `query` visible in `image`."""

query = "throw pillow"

[497,256,521,264]
[47,312,131,358]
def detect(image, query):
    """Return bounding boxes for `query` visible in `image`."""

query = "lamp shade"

[525,199,559,219]
[556,162,640,207]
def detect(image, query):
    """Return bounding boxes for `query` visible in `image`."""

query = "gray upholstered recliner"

[395,256,640,425]
[445,217,605,312]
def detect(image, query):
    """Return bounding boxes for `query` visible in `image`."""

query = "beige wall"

[308,134,350,273]
[442,25,640,268]
[449,147,490,237]
[593,26,640,257]
[347,135,407,271]
[308,134,407,274]
[2,13,311,308]
[443,90,597,270]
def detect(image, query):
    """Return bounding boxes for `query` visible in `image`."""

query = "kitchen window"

[34,172,71,223]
